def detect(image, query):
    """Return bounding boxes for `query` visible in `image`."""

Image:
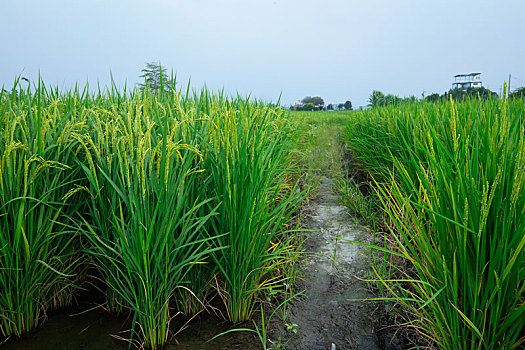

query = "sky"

[1,0,524,108]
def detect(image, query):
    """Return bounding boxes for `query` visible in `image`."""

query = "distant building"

[452,73,482,90]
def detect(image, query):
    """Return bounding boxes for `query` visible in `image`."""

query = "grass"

[289,110,380,226]
[345,92,525,349]
[289,110,351,180]
[0,77,306,349]
[209,291,303,350]
[334,178,378,227]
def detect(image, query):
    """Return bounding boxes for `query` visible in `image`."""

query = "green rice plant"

[0,76,306,348]
[346,93,525,349]
[79,95,222,349]
[0,150,78,339]
[0,80,84,339]
[172,160,220,318]
[205,103,303,323]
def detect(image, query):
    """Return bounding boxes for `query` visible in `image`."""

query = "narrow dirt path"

[281,176,379,350]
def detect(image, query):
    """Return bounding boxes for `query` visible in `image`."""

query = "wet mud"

[267,176,382,350]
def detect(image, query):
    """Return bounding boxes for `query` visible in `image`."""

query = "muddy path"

[271,176,382,350]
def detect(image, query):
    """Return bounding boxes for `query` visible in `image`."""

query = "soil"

[2,176,400,350]
[265,176,385,350]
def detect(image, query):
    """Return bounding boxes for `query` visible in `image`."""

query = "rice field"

[345,93,525,349]
[3,75,524,349]
[0,78,304,349]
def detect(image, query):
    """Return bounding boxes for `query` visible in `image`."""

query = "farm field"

[0,80,305,349]
[343,96,525,349]
[283,101,525,349]
[1,80,524,350]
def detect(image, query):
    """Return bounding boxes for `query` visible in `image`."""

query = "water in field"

[2,295,258,350]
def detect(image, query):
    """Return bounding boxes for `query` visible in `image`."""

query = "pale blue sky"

[1,0,524,107]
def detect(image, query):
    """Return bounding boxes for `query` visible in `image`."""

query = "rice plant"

[0,79,84,339]
[78,92,221,348]
[346,92,525,349]
[204,101,303,323]
[0,76,305,349]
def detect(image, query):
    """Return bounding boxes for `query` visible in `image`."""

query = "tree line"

[368,86,525,108]
[131,62,525,110]
[291,96,352,111]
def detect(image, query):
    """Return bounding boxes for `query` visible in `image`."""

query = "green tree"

[509,86,525,99]
[384,94,403,106]
[425,93,441,102]
[301,96,324,106]
[368,90,385,108]
[465,86,498,99]
[138,61,174,94]
[303,102,315,111]
[403,95,419,104]
[444,88,466,101]
[369,91,422,107]
[442,87,497,101]
[344,100,353,110]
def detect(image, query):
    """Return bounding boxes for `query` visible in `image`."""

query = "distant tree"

[301,96,325,106]
[465,86,498,99]
[442,86,497,101]
[368,90,385,108]
[138,61,174,93]
[303,102,315,111]
[368,91,421,107]
[425,93,441,102]
[343,100,353,110]
[384,94,403,106]
[509,86,525,99]
[337,103,344,110]
[443,88,466,101]
[403,95,418,104]
[327,104,334,110]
